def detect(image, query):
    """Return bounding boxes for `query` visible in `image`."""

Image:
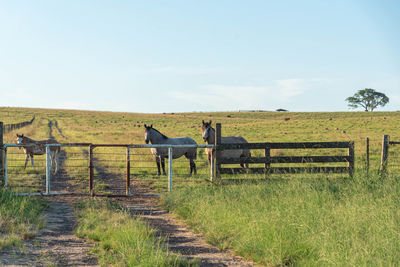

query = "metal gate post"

[89,145,94,196]
[210,149,214,182]
[126,147,131,195]
[168,147,173,192]
[46,145,51,194]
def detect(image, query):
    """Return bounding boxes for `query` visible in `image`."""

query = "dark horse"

[144,124,197,175]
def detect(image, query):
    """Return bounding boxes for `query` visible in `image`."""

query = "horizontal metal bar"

[14,143,215,149]
[390,141,400,145]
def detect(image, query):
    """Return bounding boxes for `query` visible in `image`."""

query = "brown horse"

[16,134,60,173]
[201,120,251,168]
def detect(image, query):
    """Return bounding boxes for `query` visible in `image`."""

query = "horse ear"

[144,124,147,128]
[150,124,153,128]
[209,120,212,125]
[202,120,205,124]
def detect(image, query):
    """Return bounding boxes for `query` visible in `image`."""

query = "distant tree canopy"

[346,88,389,112]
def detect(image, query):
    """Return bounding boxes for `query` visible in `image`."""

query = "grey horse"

[201,120,251,168]
[144,124,197,175]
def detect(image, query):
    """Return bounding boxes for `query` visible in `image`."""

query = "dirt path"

[0,199,98,267]
[120,194,258,267]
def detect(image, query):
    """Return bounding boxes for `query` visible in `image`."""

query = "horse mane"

[151,128,168,139]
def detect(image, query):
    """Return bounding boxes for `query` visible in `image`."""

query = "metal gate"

[2,143,214,196]
[381,135,400,174]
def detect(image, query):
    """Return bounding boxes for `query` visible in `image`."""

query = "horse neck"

[149,129,167,144]
[206,127,216,144]
[21,136,36,144]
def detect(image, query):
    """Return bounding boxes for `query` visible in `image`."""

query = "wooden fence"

[214,123,355,178]
[2,117,35,133]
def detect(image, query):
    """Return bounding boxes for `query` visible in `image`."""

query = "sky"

[1,0,399,113]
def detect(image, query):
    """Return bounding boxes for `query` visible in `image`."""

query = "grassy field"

[74,199,195,266]
[1,107,400,265]
[163,172,400,265]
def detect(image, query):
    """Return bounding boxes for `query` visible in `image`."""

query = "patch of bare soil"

[0,198,98,267]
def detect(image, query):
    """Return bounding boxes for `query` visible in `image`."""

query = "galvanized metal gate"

[380,135,400,174]
[2,143,214,196]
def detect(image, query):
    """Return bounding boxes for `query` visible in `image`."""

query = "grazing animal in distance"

[144,124,197,176]
[16,134,60,174]
[201,120,251,168]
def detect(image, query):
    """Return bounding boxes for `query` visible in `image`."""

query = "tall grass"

[163,171,400,266]
[74,199,196,266]
[0,189,47,249]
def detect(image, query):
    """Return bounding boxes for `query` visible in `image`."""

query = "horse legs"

[156,157,161,176]
[161,157,166,176]
[30,155,34,168]
[189,159,197,175]
[24,154,29,169]
[51,151,59,174]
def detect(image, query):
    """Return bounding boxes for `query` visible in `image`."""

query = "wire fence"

[388,141,400,175]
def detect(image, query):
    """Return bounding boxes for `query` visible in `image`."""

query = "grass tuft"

[0,189,47,249]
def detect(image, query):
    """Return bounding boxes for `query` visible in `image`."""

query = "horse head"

[144,124,153,144]
[201,120,212,142]
[16,134,25,144]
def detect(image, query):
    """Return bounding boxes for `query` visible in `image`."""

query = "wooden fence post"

[89,145,94,196]
[215,123,222,179]
[264,145,271,179]
[380,135,390,174]
[366,137,369,176]
[0,122,3,184]
[348,141,355,178]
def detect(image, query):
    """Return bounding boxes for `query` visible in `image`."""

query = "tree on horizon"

[345,88,389,112]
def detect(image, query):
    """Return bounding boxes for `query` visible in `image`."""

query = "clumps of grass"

[74,198,196,267]
[0,189,47,249]
[163,172,400,266]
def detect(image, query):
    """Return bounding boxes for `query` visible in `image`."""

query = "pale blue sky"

[1,0,399,113]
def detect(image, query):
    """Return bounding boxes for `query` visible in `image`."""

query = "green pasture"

[1,107,400,265]
[164,171,400,266]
